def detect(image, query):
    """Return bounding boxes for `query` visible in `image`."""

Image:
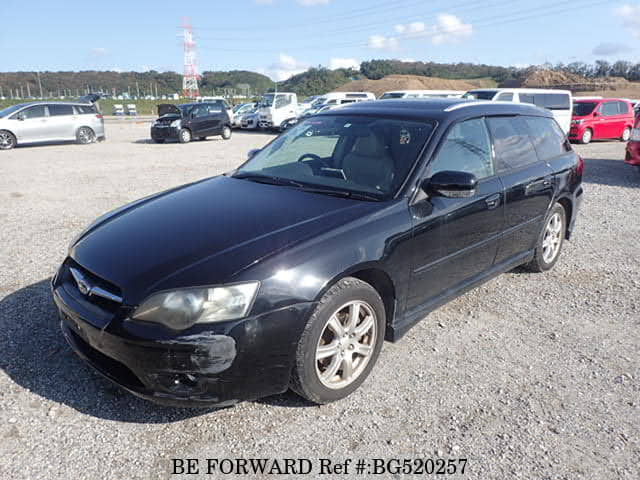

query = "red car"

[570,98,635,144]
[625,115,640,171]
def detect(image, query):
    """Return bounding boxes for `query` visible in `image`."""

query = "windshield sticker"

[400,128,411,145]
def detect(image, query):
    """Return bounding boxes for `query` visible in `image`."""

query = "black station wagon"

[151,102,232,144]
[53,99,583,407]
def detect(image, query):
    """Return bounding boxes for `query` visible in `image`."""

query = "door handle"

[485,193,501,210]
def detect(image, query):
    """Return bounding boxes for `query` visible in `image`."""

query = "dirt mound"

[508,68,630,88]
[334,75,480,97]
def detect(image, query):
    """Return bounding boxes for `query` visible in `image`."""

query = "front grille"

[62,259,123,313]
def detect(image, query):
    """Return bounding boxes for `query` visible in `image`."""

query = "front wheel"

[0,130,16,150]
[579,128,592,145]
[525,203,566,272]
[221,125,232,140]
[76,127,95,145]
[290,277,385,404]
[621,127,631,142]
[178,128,192,144]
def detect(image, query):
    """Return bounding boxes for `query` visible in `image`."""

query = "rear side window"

[600,102,619,116]
[519,93,570,110]
[429,118,494,179]
[496,92,513,101]
[48,104,74,116]
[75,104,97,114]
[206,103,223,114]
[486,116,538,173]
[617,101,629,114]
[523,116,570,161]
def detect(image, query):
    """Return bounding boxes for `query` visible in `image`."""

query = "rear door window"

[428,118,494,179]
[600,102,619,116]
[48,104,74,116]
[496,92,513,101]
[486,116,538,173]
[523,116,570,161]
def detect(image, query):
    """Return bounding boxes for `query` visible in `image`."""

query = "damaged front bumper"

[52,279,314,407]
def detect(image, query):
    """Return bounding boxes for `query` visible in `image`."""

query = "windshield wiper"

[233,173,303,188]
[298,187,381,202]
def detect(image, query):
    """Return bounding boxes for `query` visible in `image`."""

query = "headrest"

[352,134,386,156]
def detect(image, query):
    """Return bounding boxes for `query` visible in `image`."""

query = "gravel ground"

[0,121,638,479]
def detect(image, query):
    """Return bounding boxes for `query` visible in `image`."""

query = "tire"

[178,128,192,144]
[0,130,16,150]
[76,127,95,145]
[221,125,232,140]
[579,128,592,145]
[153,138,165,144]
[525,203,566,273]
[290,277,385,404]
[621,127,631,142]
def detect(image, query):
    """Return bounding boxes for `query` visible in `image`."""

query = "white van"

[380,90,465,99]
[311,92,375,109]
[462,88,573,133]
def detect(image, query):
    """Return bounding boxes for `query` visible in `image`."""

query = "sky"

[1,0,640,81]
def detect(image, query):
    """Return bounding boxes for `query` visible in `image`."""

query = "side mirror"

[593,111,600,117]
[422,170,478,198]
[247,149,261,160]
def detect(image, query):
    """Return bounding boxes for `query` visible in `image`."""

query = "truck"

[257,92,299,131]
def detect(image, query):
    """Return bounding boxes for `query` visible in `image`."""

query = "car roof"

[10,101,94,108]
[575,98,629,103]
[319,98,552,122]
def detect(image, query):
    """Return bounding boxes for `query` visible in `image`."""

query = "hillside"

[333,74,492,97]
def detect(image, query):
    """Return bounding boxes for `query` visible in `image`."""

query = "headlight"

[631,128,640,141]
[571,119,583,125]
[132,282,260,330]
[170,119,181,128]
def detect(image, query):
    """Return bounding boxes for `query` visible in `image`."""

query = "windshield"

[258,94,276,107]
[0,104,26,118]
[463,91,497,100]
[380,93,405,99]
[573,102,597,116]
[234,115,436,200]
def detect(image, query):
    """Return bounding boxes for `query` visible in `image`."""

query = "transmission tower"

[182,20,200,98]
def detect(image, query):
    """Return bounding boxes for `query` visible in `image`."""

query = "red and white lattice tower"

[182,20,200,98]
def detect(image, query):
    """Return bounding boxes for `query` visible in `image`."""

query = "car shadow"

[0,279,210,423]
[583,157,639,188]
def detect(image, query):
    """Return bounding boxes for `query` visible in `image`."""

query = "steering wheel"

[297,153,323,164]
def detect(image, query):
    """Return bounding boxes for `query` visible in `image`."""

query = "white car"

[231,103,257,128]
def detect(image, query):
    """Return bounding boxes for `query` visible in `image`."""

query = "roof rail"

[444,101,496,112]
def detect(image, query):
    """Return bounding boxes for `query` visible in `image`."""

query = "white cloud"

[90,47,108,57]
[368,35,400,50]
[592,42,633,56]
[260,53,308,81]
[297,0,332,5]
[615,4,640,37]
[393,14,473,45]
[329,58,360,70]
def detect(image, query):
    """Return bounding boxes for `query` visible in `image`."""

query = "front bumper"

[625,141,640,166]
[52,268,314,407]
[150,125,179,140]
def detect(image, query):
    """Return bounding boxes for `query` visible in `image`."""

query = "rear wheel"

[579,128,592,145]
[178,128,192,144]
[0,130,16,150]
[525,203,566,272]
[290,277,385,404]
[76,127,95,145]
[621,127,631,142]
[221,126,232,140]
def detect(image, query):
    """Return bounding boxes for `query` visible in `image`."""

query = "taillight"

[576,155,584,176]
[96,114,103,119]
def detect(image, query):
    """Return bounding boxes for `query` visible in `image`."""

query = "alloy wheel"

[77,127,94,144]
[315,300,377,390]
[542,212,563,264]
[0,131,15,150]
[622,128,631,142]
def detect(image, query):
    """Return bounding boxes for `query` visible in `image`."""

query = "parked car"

[231,103,257,128]
[569,98,635,144]
[54,99,582,407]
[624,115,640,172]
[0,101,105,150]
[240,112,260,130]
[150,103,232,143]
[462,88,573,133]
[380,90,465,99]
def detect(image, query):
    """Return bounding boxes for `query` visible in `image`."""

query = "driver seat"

[342,134,394,191]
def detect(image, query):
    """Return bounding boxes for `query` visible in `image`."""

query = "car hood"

[157,104,182,117]
[70,176,374,304]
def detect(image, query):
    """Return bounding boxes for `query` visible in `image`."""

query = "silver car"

[0,101,105,150]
